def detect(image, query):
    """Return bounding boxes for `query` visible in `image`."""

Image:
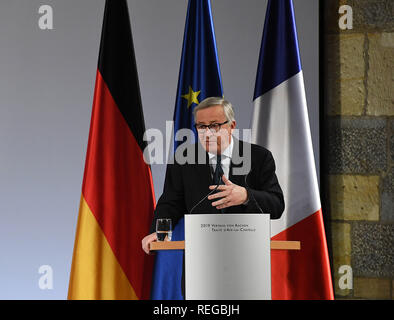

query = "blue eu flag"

[173,0,223,150]
[151,0,223,300]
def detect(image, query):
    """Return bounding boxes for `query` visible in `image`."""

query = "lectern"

[150,214,300,300]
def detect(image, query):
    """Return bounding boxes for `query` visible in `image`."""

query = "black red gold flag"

[68,0,155,299]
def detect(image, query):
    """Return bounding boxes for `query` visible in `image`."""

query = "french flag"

[251,0,334,299]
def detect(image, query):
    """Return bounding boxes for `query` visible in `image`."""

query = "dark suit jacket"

[151,138,284,232]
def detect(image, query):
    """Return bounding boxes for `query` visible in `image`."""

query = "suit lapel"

[229,138,246,186]
[191,144,216,213]
[190,139,248,214]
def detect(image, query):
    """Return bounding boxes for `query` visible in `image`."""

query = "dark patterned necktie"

[213,154,224,185]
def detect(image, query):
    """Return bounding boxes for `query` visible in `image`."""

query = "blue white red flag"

[251,0,334,299]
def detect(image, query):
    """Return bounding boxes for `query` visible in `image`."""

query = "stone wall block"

[381,167,394,222]
[352,223,394,278]
[327,118,386,174]
[331,222,352,296]
[367,33,394,116]
[325,34,365,116]
[354,277,392,299]
[329,175,379,221]
[347,0,394,31]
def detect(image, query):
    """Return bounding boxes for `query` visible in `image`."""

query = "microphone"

[244,168,264,214]
[189,176,222,214]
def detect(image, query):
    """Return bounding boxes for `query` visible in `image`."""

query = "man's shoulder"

[237,139,272,158]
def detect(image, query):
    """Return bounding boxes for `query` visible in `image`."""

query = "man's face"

[194,105,236,154]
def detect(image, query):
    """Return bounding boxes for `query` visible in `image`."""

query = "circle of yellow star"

[181,86,201,108]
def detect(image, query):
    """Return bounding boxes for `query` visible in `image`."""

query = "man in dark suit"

[142,97,284,254]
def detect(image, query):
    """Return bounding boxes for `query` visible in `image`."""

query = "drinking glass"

[156,218,172,241]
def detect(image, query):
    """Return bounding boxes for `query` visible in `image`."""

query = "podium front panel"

[185,214,271,300]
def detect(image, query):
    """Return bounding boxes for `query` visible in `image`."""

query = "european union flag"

[173,0,223,150]
[151,0,223,300]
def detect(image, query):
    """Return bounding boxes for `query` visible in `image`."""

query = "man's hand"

[142,232,157,255]
[208,175,248,209]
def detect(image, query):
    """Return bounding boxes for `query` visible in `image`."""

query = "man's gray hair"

[193,97,235,123]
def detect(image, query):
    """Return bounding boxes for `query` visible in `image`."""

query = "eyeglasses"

[194,120,229,133]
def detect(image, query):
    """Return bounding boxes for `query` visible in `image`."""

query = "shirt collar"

[208,136,234,160]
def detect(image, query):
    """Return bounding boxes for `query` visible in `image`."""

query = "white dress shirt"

[207,137,234,179]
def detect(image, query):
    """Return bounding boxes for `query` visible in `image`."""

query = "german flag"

[68,0,155,300]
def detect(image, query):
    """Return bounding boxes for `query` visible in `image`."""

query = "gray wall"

[0,0,319,299]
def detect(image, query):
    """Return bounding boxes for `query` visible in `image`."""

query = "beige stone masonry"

[326,33,366,115]
[331,222,352,296]
[367,33,394,116]
[329,175,379,221]
[354,277,392,299]
[392,280,394,300]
